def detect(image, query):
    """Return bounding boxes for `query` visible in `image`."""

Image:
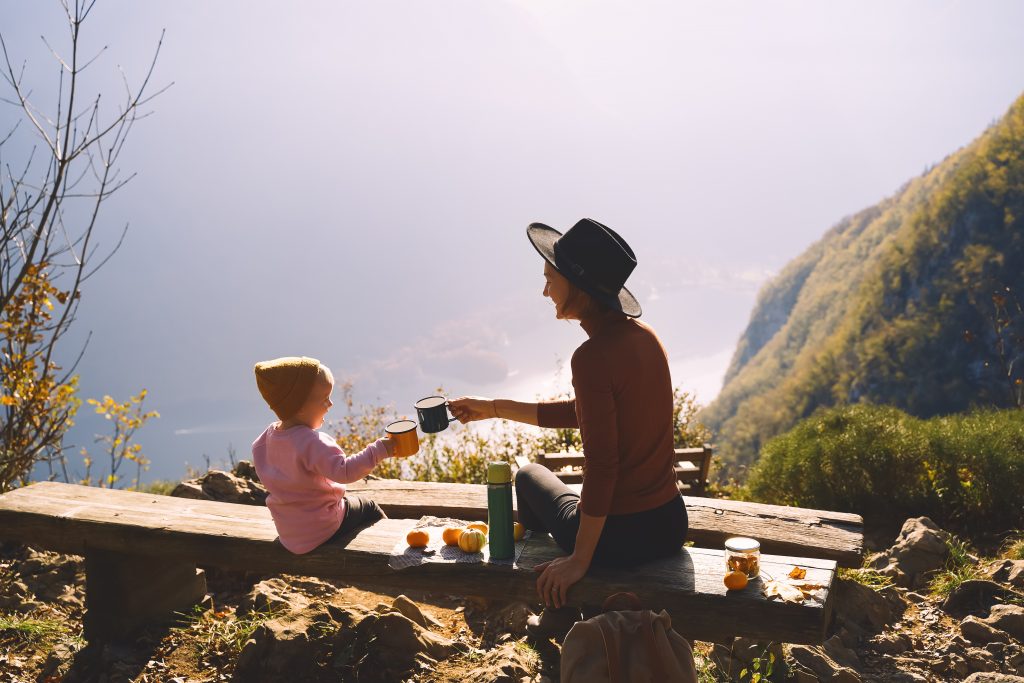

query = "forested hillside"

[703,93,1024,475]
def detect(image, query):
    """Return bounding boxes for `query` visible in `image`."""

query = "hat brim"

[527,222,642,318]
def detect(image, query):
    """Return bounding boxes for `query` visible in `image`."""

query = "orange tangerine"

[724,570,748,591]
[442,526,464,546]
[513,521,525,542]
[406,529,430,548]
[468,522,488,535]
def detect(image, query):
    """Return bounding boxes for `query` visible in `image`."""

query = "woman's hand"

[534,554,588,609]
[448,396,496,424]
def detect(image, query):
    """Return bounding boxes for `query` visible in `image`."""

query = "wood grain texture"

[0,482,837,644]
[346,479,864,567]
[538,448,711,490]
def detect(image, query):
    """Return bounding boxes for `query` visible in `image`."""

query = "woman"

[449,218,688,635]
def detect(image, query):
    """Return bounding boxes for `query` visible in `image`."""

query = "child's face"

[297,373,334,429]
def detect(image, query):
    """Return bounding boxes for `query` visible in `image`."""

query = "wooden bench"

[0,481,841,646]
[532,447,713,496]
[347,479,864,568]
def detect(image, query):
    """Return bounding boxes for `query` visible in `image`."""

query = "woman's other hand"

[448,396,496,423]
[534,555,588,609]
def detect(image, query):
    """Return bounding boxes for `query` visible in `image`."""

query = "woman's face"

[543,262,571,319]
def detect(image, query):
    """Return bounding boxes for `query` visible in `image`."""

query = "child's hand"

[382,436,397,458]
[448,396,496,423]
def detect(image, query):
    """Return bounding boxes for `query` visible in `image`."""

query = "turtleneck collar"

[579,308,629,338]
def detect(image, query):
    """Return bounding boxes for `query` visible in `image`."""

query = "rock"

[392,594,443,629]
[233,460,261,482]
[0,578,35,611]
[465,641,538,682]
[789,645,861,682]
[16,548,84,608]
[38,642,79,680]
[930,651,969,678]
[963,647,1000,672]
[234,604,339,683]
[238,578,325,617]
[961,615,1011,644]
[987,559,1020,582]
[869,630,913,654]
[833,624,863,650]
[169,481,208,500]
[349,612,456,680]
[962,674,1024,683]
[489,602,534,639]
[823,635,860,670]
[239,578,308,616]
[983,604,1024,641]
[942,580,1011,617]
[172,469,268,506]
[201,470,268,505]
[832,578,903,632]
[869,517,950,588]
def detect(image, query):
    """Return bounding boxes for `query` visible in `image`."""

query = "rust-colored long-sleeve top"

[537,309,679,517]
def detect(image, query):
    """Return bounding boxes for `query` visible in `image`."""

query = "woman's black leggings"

[514,463,688,569]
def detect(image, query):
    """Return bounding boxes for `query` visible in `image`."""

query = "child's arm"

[306,433,395,484]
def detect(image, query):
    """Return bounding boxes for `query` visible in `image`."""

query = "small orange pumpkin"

[468,522,488,535]
[724,570,748,591]
[458,528,487,553]
[513,521,525,542]
[442,526,464,546]
[406,529,430,548]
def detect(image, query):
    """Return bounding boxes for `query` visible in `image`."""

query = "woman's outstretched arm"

[448,397,540,426]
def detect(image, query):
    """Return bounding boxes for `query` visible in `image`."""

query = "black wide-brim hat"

[527,218,642,318]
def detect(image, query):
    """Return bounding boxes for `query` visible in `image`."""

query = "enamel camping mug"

[385,419,419,458]
[415,396,458,433]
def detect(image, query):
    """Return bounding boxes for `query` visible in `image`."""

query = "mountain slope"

[703,93,1024,474]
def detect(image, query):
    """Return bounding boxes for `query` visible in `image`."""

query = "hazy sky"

[4,1,1024,480]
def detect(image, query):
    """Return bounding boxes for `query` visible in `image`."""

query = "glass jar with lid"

[724,537,761,578]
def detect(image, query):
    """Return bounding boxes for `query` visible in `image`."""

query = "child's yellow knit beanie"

[254,356,321,421]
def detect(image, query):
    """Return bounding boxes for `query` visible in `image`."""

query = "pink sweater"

[251,424,389,554]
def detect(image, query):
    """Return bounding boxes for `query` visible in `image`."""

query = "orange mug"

[385,419,419,458]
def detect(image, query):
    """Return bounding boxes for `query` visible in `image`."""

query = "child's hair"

[254,356,325,421]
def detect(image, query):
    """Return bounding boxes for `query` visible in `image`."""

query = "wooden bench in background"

[0,481,844,646]
[532,446,713,496]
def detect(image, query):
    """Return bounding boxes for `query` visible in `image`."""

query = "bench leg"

[83,548,207,642]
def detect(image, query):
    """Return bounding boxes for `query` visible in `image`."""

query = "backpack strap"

[642,610,669,681]
[597,617,624,683]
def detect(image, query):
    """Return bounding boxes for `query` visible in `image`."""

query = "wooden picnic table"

[0,481,839,645]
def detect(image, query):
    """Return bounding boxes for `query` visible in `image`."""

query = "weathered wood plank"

[539,447,714,495]
[345,479,865,567]
[0,482,835,644]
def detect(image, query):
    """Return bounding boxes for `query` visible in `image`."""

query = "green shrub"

[745,404,1024,529]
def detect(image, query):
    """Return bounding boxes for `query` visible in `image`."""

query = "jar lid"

[487,461,512,484]
[724,536,760,552]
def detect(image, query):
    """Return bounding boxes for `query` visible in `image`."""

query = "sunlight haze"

[3,0,1023,480]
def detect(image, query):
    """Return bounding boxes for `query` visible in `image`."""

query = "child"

[252,356,396,554]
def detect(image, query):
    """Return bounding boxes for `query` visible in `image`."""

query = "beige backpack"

[560,608,698,683]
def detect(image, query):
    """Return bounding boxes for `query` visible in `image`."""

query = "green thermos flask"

[487,462,515,560]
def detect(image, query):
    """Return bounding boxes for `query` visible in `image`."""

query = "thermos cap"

[487,461,512,484]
